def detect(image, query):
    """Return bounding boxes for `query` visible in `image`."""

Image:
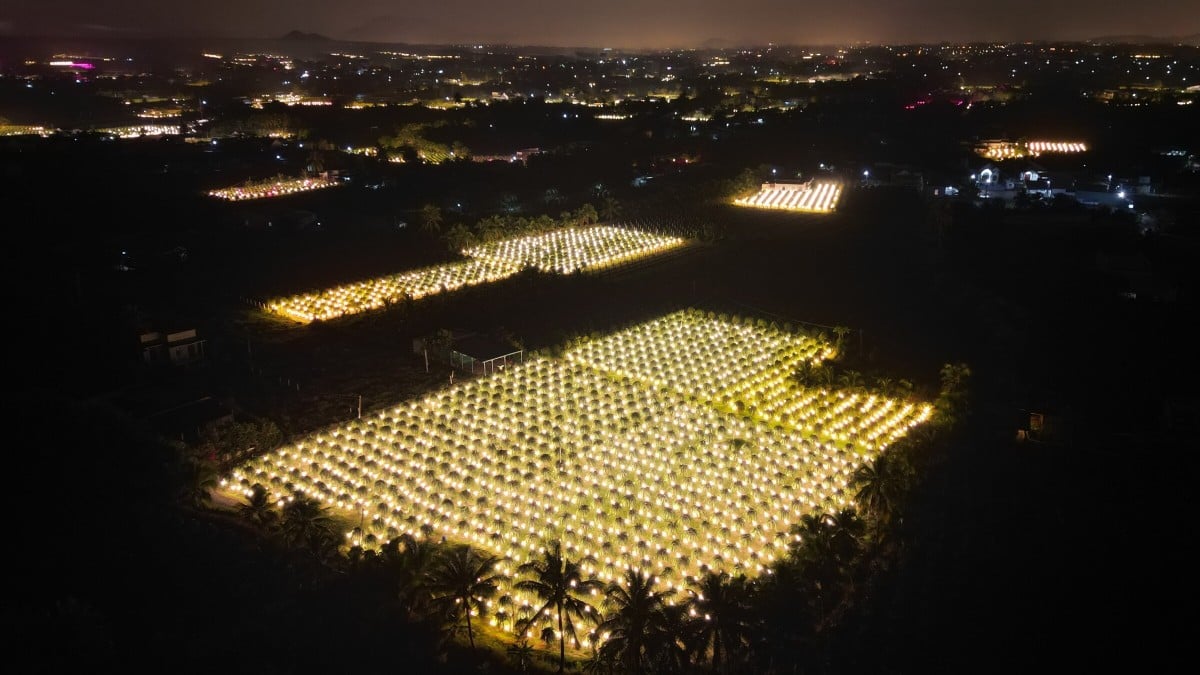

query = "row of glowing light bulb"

[463,226,685,275]
[564,310,831,392]
[266,259,522,322]
[720,372,932,450]
[207,176,339,201]
[229,361,853,593]
[227,314,932,632]
[555,311,930,452]
[1026,141,1086,154]
[265,225,684,322]
[97,124,180,138]
[734,182,843,213]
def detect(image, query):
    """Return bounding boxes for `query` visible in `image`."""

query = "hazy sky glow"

[3,0,1198,47]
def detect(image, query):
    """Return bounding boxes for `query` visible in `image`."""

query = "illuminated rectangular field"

[734,181,842,213]
[266,258,523,323]
[263,225,687,322]
[228,310,933,609]
[462,225,686,274]
[208,176,339,201]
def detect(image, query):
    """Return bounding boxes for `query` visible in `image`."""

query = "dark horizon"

[3,0,1199,50]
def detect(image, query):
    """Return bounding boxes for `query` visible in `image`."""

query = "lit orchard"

[96,124,180,139]
[207,176,339,201]
[981,140,1087,159]
[225,311,932,643]
[463,226,685,274]
[734,182,843,213]
[1025,141,1086,155]
[265,226,686,322]
[266,259,524,323]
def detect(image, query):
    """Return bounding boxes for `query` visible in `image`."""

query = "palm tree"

[851,455,909,528]
[685,572,751,672]
[937,362,973,424]
[832,325,852,353]
[574,203,599,225]
[515,541,603,674]
[382,533,443,620]
[837,369,864,391]
[180,456,217,508]
[788,510,864,626]
[507,639,536,673]
[600,196,622,222]
[279,494,336,554]
[419,203,444,234]
[597,568,680,674]
[429,544,505,649]
[239,483,277,529]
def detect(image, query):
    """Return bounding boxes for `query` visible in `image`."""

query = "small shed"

[448,334,524,375]
[140,329,207,367]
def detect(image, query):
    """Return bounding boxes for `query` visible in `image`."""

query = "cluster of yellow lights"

[207,176,339,201]
[96,124,180,138]
[734,182,843,213]
[136,108,182,119]
[463,226,685,275]
[0,124,51,137]
[224,311,932,645]
[980,141,1087,159]
[266,259,523,323]
[266,226,685,322]
[250,93,332,109]
[1025,141,1087,155]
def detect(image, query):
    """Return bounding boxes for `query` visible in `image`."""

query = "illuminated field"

[0,124,52,137]
[463,226,686,274]
[208,176,339,201]
[96,124,180,139]
[266,259,523,323]
[265,226,687,322]
[734,181,842,213]
[1026,141,1087,155]
[226,310,933,625]
[978,140,1087,159]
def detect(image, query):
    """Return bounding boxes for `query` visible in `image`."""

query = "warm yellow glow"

[734,181,842,213]
[977,140,1087,159]
[207,176,338,201]
[95,124,180,139]
[267,259,523,323]
[265,226,686,322]
[227,309,933,638]
[463,226,685,275]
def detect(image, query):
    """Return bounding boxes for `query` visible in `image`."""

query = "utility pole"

[357,394,362,419]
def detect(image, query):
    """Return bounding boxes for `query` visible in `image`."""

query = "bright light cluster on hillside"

[463,226,686,274]
[734,182,842,212]
[208,176,339,201]
[265,226,686,322]
[226,310,933,618]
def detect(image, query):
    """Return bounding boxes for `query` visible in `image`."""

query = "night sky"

[2,0,1198,46]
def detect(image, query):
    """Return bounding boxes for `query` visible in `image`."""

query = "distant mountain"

[280,30,333,42]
